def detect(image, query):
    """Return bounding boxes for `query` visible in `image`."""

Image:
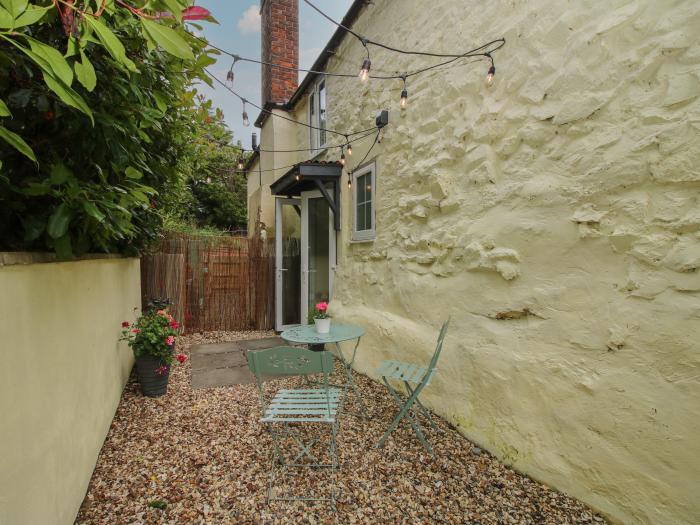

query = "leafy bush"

[0,0,222,257]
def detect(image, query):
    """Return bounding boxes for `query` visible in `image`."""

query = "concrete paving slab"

[190,336,286,389]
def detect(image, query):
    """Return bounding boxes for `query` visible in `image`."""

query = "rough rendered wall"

[0,256,140,525]
[315,1,700,523]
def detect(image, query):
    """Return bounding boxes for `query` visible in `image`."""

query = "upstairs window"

[352,163,376,241]
[309,79,327,153]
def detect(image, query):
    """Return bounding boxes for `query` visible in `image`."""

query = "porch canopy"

[270,161,343,231]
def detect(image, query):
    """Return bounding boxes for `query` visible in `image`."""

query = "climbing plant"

[0,0,222,256]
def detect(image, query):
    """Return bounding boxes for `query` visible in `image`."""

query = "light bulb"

[400,88,408,108]
[242,111,250,127]
[237,160,244,170]
[226,69,234,88]
[295,174,300,181]
[347,144,352,156]
[485,65,496,87]
[359,58,371,82]
[340,153,346,166]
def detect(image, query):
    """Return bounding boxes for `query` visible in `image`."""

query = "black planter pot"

[134,354,170,397]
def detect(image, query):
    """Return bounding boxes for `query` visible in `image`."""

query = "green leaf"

[65,36,79,58]
[161,0,182,21]
[83,201,105,222]
[53,233,73,259]
[0,125,36,163]
[14,4,50,28]
[74,50,97,92]
[47,203,71,239]
[0,6,13,28]
[22,216,44,242]
[125,166,143,179]
[140,18,194,61]
[0,0,28,18]
[86,17,137,72]
[43,73,94,124]
[21,182,50,196]
[0,99,10,117]
[137,129,152,143]
[50,163,73,185]
[3,39,92,123]
[152,91,168,113]
[27,37,74,86]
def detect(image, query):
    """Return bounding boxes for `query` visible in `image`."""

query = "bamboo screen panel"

[141,234,275,333]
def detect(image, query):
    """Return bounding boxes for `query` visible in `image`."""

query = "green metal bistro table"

[280,323,368,418]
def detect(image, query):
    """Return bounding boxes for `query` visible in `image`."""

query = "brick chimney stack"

[260,0,299,105]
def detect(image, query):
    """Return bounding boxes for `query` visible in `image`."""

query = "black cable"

[193,33,502,81]
[350,129,381,175]
[240,127,380,174]
[205,68,378,138]
[240,128,378,154]
[302,0,505,59]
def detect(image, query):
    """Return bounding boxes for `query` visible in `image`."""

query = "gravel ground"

[76,331,608,524]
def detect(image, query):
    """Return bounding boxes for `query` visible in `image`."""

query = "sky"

[194,1,353,149]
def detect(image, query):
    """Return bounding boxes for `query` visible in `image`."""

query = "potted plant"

[120,309,188,397]
[312,301,331,334]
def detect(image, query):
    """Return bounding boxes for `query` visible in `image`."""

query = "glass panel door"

[275,198,302,331]
[301,191,335,324]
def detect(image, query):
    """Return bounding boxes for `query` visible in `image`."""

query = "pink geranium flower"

[170,320,179,330]
[315,302,328,312]
[165,335,175,346]
[156,310,167,317]
[131,328,141,333]
[155,365,168,376]
[176,353,188,364]
[121,321,130,328]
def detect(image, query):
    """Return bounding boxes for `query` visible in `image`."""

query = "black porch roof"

[270,161,343,231]
[269,161,343,197]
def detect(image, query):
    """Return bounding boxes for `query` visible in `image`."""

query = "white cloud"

[238,5,260,35]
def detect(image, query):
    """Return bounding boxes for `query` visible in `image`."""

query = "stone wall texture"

[253,0,700,522]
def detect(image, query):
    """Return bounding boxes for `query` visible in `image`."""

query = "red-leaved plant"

[120,310,187,375]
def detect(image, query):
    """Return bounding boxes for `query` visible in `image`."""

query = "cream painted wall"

[0,256,140,525]
[251,0,700,523]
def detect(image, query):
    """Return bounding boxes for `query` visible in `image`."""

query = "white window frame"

[351,162,376,242]
[308,78,327,154]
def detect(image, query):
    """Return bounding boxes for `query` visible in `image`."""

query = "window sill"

[349,236,375,244]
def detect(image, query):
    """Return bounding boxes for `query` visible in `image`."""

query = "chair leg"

[376,377,431,452]
[389,382,433,455]
[336,342,369,418]
[404,381,441,433]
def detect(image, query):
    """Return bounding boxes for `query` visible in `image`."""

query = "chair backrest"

[422,317,450,386]
[247,346,334,413]
[247,345,334,379]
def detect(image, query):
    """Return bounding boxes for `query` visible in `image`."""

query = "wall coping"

[0,252,129,267]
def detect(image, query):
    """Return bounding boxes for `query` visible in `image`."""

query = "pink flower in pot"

[165,335,175,346]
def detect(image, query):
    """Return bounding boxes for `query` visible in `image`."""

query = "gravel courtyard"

[76,332,607,524]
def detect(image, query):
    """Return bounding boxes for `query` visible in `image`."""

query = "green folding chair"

[247,346,344,508]
[375,319,450,455]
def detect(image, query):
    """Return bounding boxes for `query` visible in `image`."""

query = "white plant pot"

[314,318,331,334]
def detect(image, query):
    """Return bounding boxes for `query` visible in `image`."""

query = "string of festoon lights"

[202,0,505,179]
[206,70,382,172]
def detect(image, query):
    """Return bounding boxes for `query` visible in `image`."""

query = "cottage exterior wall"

[250,1,700,522]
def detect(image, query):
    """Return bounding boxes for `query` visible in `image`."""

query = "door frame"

[301,190,336,325]
[275,197,301,332]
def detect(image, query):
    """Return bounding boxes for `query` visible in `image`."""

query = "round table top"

[280,323,365,344]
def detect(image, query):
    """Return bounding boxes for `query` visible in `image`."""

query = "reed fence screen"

[141,234,275,333]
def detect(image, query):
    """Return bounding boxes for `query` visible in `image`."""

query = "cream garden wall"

[300,0,700,523]
[0,256,140,525]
